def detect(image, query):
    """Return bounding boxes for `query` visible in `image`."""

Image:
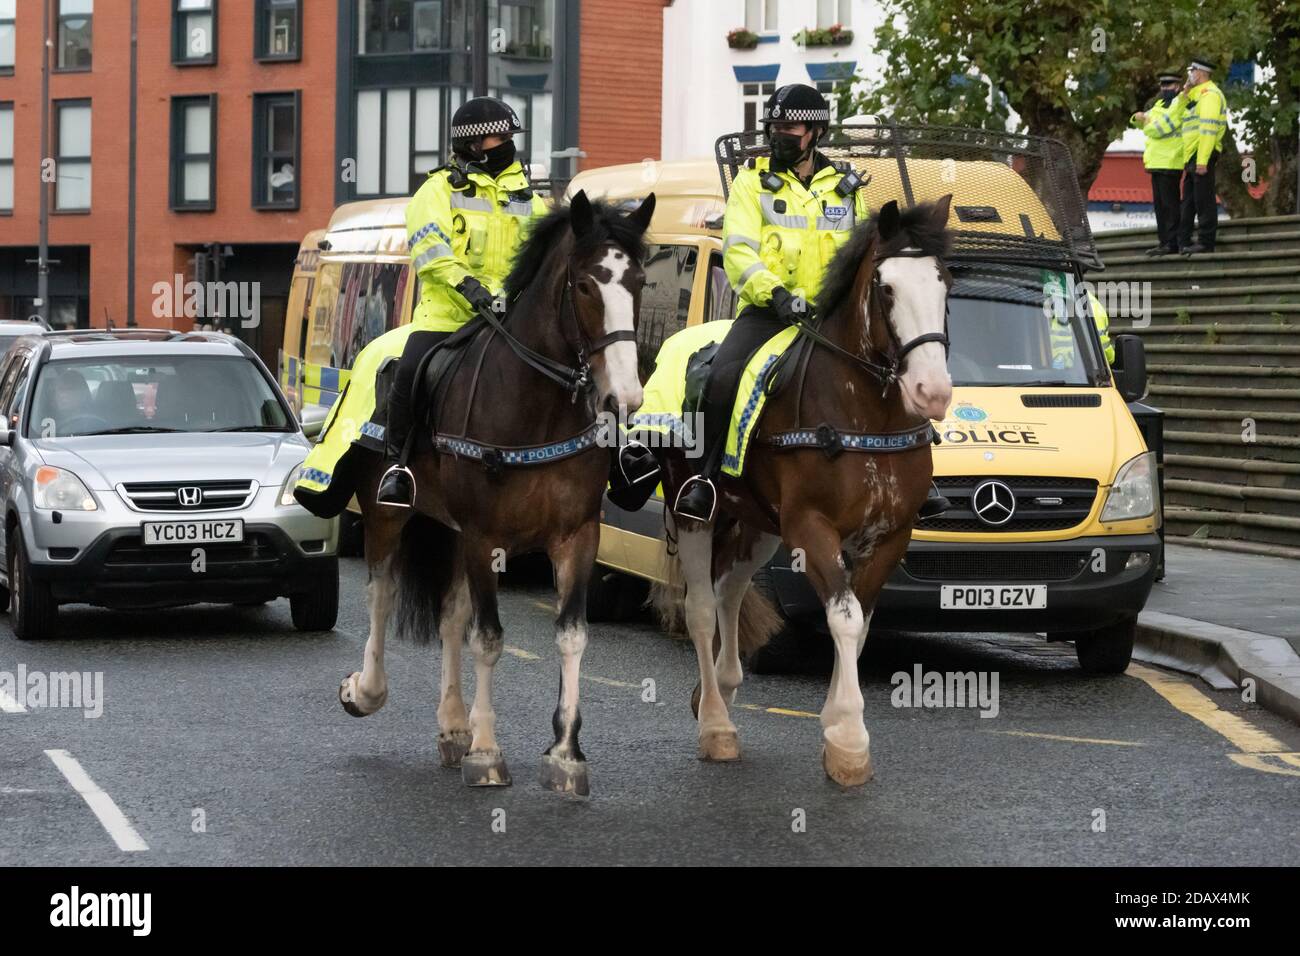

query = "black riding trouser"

[692,305,789,479]
[1150,170,1182,250]
[385,328,452,458]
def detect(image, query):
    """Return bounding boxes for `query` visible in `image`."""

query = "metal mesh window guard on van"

[714,123,1101,271]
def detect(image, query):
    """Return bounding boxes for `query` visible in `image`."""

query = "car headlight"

[279,463,304,507]
[33,466,98,511]
[1101,452,1158,523]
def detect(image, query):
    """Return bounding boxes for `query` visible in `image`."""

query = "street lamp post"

[36,0,51,326]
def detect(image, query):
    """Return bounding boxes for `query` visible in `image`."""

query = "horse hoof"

[437,730,473,768]
[690,682,701,720]
[539,754,590,796]
[339,673,385,718]
[822,740,873,787]
[698,728,741,762]
[461,751,512,787]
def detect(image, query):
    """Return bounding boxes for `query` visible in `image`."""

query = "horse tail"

[649,549,780,658]
[393,512,458,645]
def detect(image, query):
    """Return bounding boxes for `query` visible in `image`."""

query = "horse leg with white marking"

[436,572,473,768]
[339,508,407,717]
[678,524,739,760]
[460,538,511,787]
[540,522,599,795]
[713,528,781,706]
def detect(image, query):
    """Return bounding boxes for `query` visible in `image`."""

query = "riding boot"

[607,440,662,511]
[674,436,723,524]
[376,392,416,508]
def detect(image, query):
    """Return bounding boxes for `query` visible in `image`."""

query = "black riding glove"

[456,277,498,315]
[769,287,805,325]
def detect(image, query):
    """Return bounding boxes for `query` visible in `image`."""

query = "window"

[0,103,12,213]
[174,0,217,65]
[4,351,32,428]
[816,0,852,28]
[57,0,93,71]
[54,100,92,212]
[499,0,552,58]
[361,0,411,54]
[0,0,15,75]
[413,0,443,50]
[741,81,776,131]
[815,80,840,122]
[170,96,216,210]
[253,92,299,209]
[636,243,698,383]
[743,0,778,33]
[355,87,442,197]
[256,0,301,60]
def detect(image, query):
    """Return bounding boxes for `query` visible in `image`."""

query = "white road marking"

[0,687,27,713]
[44,749,149,852]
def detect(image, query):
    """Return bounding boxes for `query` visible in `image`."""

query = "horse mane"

[504,199,649,300]
[815,198,952,321]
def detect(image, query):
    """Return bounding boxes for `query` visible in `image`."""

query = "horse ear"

[878,200,901,241]
[930,193,953,229]
[570,190,595,240]
[627,192,656,234]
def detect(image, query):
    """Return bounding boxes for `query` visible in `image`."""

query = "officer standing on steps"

[1131,72,1188,256]
[377,96,546,507]
[1177,57,1228,256]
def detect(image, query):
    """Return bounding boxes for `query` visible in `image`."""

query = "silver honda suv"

[0,329,339,640]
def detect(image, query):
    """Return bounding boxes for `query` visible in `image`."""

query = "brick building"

[0,0,665,364]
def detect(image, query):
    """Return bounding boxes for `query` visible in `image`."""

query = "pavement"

[1,555,1299,866]
[1136,543,1300,725]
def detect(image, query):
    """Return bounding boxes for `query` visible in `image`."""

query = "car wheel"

[9,529,58,641]
[1072,617,1136,675]
[745,567,819,675]
[290,560,339,631]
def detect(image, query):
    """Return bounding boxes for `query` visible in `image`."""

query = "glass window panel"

[838,0,851,26]
[413,0,441,50]
[58,17,92,69]
[356,90,382,194]
[817,0,834,28]
[57,160,91,209]
[0,1,15,18]
[0,165,12,210]
[268,2,297,56]
[59,105,91,157]
[384,88,410,194]
[0,24,13,69]
[744,0,759,31]
[183,160,210,202]
[414,88,440,151]
[385,0,412,52]
[178,0,211,9]
[184,103,210,154]
[60,0,93,15]
[184,13,213,57]
[412,152,438,178]
[270,103,295,153]
[530,92,551,175]
[269,160,295,202]
[764,0,777,30]
[0,109,12,161]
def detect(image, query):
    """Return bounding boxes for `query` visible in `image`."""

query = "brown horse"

[338,191,655,796]
[653,195,954,786]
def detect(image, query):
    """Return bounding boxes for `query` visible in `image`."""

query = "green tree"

[847,0,1264,212]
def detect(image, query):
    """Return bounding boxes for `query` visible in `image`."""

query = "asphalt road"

[2,556,1298,866]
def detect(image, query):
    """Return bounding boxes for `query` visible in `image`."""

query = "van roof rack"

[715,122,1101,271]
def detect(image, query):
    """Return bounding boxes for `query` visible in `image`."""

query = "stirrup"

[377,463,415,508]
[674,475,718,524]
[618,439,661,485]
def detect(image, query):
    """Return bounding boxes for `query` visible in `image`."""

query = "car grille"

[118,479,257,512]
[918,476,1098,533]
[104,533,281,568]
[902,550,1090,582]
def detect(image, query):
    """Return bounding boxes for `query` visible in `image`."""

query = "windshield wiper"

[204,425,291,432]
[79,425,184,435]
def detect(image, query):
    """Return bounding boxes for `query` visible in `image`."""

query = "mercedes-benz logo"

[971,479,1015,526]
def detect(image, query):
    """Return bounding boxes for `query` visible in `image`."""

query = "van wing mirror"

[1111,333,1148,403]
[0,427,13,448]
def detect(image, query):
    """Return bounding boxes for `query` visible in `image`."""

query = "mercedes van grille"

[918,476,1098,533]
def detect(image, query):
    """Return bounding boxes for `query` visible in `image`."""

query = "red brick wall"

[578,0,666,171]
[0,0,336,328]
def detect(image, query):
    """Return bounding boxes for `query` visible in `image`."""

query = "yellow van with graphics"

[572,152,1161,674]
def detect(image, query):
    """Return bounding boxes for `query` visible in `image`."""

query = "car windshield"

[946,263,1107,387]
[29,354,294,438]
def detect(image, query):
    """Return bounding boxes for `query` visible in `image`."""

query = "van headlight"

[279,463,304,507]
[33,466,98,511]
[1101,452,1158,523]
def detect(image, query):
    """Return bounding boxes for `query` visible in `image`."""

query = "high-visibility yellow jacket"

[406,159,548,332]
[1051,293,1115,368]
[722,155,872,315]
[1179,80,1228,167]
[1129,96,1187,172]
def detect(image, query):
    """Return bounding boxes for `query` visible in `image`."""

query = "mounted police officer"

[673,84,872,523]
[377,95,546,507]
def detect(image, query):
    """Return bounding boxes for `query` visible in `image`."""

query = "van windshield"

[946,263,1107,387]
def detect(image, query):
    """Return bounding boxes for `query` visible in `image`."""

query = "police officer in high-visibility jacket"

[1130,73,1187,256]
[1176,57,1228,255]
[1050,293,1116,369]
[674,84,873,523]
[377,96,546,507]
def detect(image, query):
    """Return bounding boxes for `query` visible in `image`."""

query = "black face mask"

[1160,89,1178,106]
[482,140,517,176]
[769,131,810,170]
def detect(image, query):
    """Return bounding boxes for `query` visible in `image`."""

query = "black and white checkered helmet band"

[451,117,522,140]
[763,107,831,123]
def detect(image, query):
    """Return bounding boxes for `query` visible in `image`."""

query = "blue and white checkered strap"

[434,422,604,467]
[766,422,936,453]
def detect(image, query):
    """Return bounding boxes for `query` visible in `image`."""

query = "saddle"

[372,316,488,450]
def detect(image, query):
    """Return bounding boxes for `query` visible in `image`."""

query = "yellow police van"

[573,133,1162,674]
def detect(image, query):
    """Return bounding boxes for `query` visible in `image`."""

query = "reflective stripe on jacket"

[1179,80,1228,167]
[406,160,548,332]
[722,156,871,315]
[1130,96,1187,172]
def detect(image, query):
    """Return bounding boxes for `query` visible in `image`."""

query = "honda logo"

[971,480,1015,527]
[177,486,204,507]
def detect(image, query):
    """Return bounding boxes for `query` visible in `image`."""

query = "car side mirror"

[1111,334,1147,403]
[0,427,13,448]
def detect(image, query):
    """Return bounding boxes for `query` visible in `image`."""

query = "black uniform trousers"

[1150,169,1183,250]
[1178,151,1219,250]
[386,328,452,456]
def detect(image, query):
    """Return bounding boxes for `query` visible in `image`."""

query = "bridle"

[785,246,950,396]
